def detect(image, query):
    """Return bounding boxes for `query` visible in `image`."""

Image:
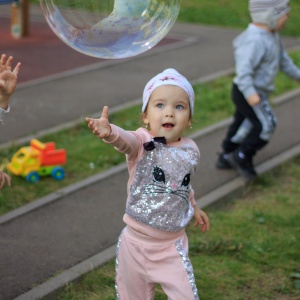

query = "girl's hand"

[0,171,12,189]
[86,106,112,139]
[0,54,21,109]
[193,206,210,232]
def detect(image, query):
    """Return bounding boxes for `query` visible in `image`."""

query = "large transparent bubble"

[40,0,180,59]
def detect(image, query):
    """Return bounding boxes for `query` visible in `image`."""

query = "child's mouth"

[163,123,174,128]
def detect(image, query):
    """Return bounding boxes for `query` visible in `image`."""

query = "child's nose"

[165,108,174,117]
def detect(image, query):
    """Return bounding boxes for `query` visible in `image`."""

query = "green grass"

[31,0,300,37]
[54,155,300,300]
[177,0,300,37]
[1,50,300,215]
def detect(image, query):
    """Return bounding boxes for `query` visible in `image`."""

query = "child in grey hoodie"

[216,0,300,181]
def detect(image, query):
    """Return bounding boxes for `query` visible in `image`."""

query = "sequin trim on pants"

[176,239,200,300]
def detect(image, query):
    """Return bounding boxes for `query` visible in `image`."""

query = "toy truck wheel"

[26,171,40,183]
[51,167,65,181]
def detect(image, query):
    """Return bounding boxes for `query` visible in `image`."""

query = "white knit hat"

[142,68,195,115]
[249,0,290,29]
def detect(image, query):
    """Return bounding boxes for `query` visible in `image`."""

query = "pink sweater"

[104,125,200,239]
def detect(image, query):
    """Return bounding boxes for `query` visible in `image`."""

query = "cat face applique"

[126,141,199,231]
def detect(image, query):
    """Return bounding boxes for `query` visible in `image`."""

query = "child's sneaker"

[227,150,257,181]
[216,153,232,169]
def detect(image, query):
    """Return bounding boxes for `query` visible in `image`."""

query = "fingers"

[13,62,21,76]
[194,219,209,232]
[194,211,210,232]
[0,54,12,70]
[0,172,11,189]
[86,106,109,128]
[0,54,21,75]
[85,117,101,136]
[201,214,210,231]
[202,221,210,232]
[0,54,6,66]
[6,56,13,71]
[85,117,94,126]
[101,106,109,120]
[6,174,12,187]
[0,176,4,189]
[86,106,111,139]
[85,118,97,132]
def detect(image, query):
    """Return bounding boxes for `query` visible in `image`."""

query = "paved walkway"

[1,4,300,300]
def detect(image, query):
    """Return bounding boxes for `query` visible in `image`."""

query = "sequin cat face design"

[127,143,198,231]
[143,165,191,203]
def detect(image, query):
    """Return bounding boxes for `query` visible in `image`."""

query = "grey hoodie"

[233,23,300,99]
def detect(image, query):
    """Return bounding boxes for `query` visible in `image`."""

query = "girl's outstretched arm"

[86,106,112,139]
[193,206,210,232]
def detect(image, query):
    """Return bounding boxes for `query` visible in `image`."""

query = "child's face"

[275,13,289,31]
[143,85,191,143]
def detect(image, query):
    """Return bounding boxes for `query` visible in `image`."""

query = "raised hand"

[0,54,21,109]
[86,106,112,139]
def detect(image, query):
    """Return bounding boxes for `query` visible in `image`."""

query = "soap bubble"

[40,0,180,59]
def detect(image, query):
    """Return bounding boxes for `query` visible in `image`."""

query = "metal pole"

[22,0,29,36]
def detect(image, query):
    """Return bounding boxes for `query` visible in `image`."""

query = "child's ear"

[142,112,149,126]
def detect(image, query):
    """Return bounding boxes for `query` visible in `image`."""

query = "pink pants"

[115,226,199,300]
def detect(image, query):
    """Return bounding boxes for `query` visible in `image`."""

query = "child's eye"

[176,104,184,110]
[156,103,164,109]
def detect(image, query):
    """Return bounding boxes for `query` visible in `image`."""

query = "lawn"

[31,0,300,36]
[177,0,300,37]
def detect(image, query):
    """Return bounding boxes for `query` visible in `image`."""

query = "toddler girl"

[86,68,209,299]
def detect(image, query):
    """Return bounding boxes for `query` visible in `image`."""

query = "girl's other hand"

[193,206,210,232]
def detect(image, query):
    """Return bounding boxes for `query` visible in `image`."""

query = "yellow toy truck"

[7,139,67,183]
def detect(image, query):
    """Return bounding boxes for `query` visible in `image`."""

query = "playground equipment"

[7,139,67,183]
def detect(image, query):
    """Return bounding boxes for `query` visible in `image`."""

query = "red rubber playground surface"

[0,12,181,84]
